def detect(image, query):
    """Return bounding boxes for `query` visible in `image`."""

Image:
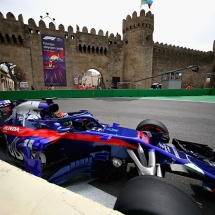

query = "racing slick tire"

[136,119,170,143]
[0,135,9,162]
[114,175,203,215]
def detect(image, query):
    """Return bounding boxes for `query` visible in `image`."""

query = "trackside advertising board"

[41,34,67,86]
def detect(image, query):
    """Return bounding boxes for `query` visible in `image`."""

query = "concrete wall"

[0,160,122,215]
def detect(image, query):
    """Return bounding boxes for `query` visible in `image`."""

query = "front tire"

[136,119,170,143]
[114,175,203,215]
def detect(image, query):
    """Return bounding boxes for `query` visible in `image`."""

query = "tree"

[1,63,26,90]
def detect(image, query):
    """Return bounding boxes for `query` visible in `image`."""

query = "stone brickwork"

[0,10,214,90]
[152,42,214,88]
[122,10,154,88]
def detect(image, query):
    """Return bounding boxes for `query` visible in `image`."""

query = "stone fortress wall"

[152,41,214,88]
[0,10,214,89]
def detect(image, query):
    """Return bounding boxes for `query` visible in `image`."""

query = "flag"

[140,0,153,9]
[141,0,148,6]
[147,0,153,8]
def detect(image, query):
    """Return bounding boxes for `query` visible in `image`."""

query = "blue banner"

[41,34,67,86]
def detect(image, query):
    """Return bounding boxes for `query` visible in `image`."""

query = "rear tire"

[136,119,170,143]
[114,175,203,215]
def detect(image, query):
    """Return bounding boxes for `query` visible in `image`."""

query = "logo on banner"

[57,38,63,42]
[74,73,79,78]
[43,36,56,41]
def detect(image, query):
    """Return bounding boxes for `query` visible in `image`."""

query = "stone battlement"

[153,41,213,62]
[153,41,212,54]
[0,11,120,40]
[122,10,154,34]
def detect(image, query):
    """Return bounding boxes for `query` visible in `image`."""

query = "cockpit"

[3,97,105,133]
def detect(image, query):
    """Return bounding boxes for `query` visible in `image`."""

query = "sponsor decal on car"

[5,135,47,163]
[3,126,20,132]
[185,163,204,175]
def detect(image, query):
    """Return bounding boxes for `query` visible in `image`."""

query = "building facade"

[0,69,14,91]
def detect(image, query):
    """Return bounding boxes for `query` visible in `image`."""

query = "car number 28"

[6,136,46,163]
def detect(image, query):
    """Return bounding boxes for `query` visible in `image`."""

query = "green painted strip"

[138,96,215,103]
[0,89,213,101]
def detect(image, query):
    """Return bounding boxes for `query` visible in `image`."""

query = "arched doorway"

[82,69,103,89]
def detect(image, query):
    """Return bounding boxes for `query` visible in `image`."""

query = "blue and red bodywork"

[0,99,215,191]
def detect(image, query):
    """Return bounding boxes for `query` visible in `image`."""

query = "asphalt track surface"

[54,96,215,215]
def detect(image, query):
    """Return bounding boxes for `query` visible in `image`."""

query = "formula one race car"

[0,98,214,215]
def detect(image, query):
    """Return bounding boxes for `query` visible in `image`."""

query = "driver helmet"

[54,112,72,127]
[54,112,68,118]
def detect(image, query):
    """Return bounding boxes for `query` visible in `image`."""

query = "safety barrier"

[0,88,214,100]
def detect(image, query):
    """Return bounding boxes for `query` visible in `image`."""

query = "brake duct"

[127,143,162,177]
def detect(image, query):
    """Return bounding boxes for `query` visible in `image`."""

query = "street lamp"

[91,76,94,85]
[40,13,56,25]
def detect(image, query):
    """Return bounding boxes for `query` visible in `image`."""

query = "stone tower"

[122,10,154,88]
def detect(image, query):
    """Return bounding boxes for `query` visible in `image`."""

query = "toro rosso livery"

[0,98,215,192]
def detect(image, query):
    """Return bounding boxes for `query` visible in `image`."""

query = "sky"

[1,0,215,52]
